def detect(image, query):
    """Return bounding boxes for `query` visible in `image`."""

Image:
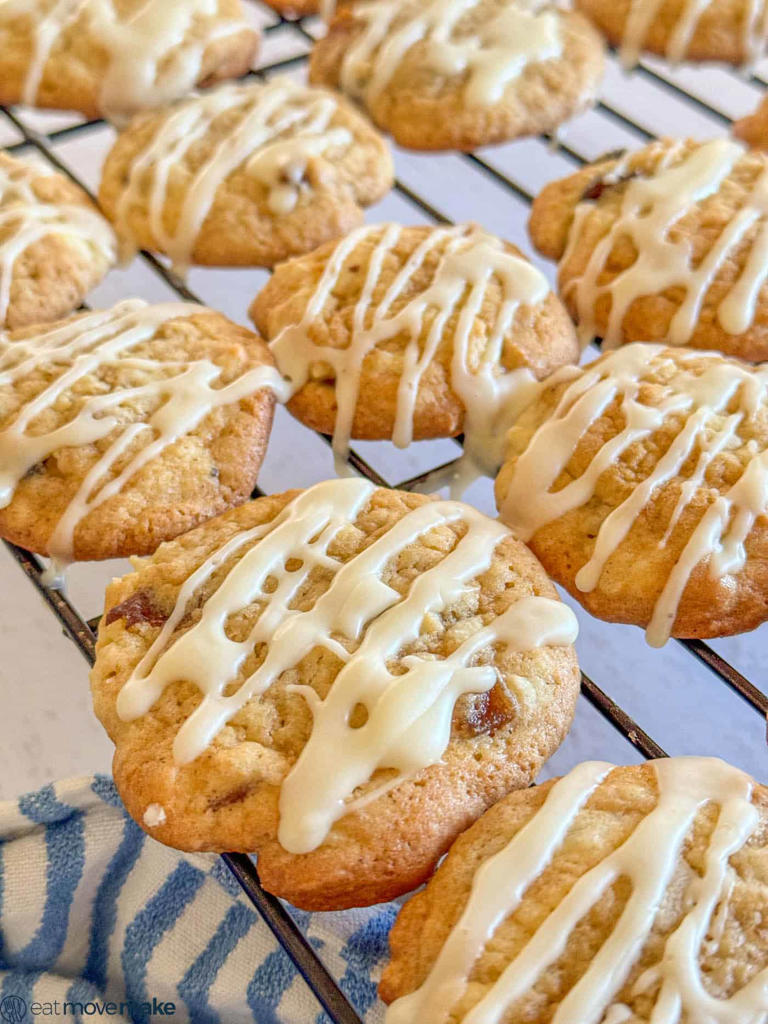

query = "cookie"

[575,0,766,65]
[251,223,579,485]
[0,0,259,120]
[530,137,768,361]
[308,0,605,151]
[90,478,580,910]
[98,77,394,273]
[734,94,768,150]
[0,299,279,569]
[381,756,768,1023]
[495,342,768,646]
[0,151,116,329]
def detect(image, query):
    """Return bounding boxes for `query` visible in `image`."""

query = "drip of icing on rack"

[339,0,563,107]
[1,0,253,118]
[562,138,768,348]
[269,224,549,496]
[0,156,116,324]
[498,343,768,646]
[113,78,354,275]
[0,299,285,584]
[116,477,578,854]
[386,756,768,1024]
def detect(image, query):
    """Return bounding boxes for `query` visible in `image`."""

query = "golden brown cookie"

[0,150,116,329]
[309,0,605,151]
[576,0,767,65]
[90,478,580,910]
[0,299,278,567]
[251,223,578,483]
[529,137,768,361]
[381,756,768,1023]
[734,94,768,150]
[495,343,768,646]
[0,0,259,120]
[98,77,394,273]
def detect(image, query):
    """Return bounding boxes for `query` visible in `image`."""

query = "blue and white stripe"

[0,777,394,1023]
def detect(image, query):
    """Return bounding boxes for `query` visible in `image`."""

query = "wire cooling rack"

[2,4,768,1021]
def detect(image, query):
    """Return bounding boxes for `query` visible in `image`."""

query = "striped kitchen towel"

[0,776,397,1024]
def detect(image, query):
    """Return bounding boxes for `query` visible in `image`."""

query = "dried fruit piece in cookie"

[0,151,116,328]
[495,342,768,646]
[0,0,259,120]
[381,756,768,1023]
[530,137,768,361]
[91,478,580,910]
[309,0,605,151]
[576,0,768,65]
[0,299,280,569]
[250,223,578,489]
[99,77,394,273]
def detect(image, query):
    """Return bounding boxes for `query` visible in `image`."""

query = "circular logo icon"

[0,996,26,1023]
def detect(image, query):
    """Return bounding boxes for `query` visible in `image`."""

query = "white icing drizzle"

[0,156,116,324]
[320,0,337,22]
[601,1006,633,1024]
[269,223,549,494]
[386,756,767,1024]
[40,554,70,590]
[564,138,768,349]
[0,298,283,565]
[1,0,253,118]
[619,0,768,66]
[340,0,563,107]
[113,77,353,275]
[115,477,578,854]
[498,342,768,646]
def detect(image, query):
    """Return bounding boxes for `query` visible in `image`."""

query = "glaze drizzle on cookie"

[270,223,548,491]
[2,0,252,118]
[0,156,116,324]
[340,0,563,107]
[113,78,354,274]
[115,477,578,854]
[497,342,768,645]
[0,299,282,567]
[619,0,768,65]
[564,138,768,348]
[386,756,766,1024]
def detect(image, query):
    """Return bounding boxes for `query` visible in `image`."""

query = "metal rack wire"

[2,4,768,1021]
